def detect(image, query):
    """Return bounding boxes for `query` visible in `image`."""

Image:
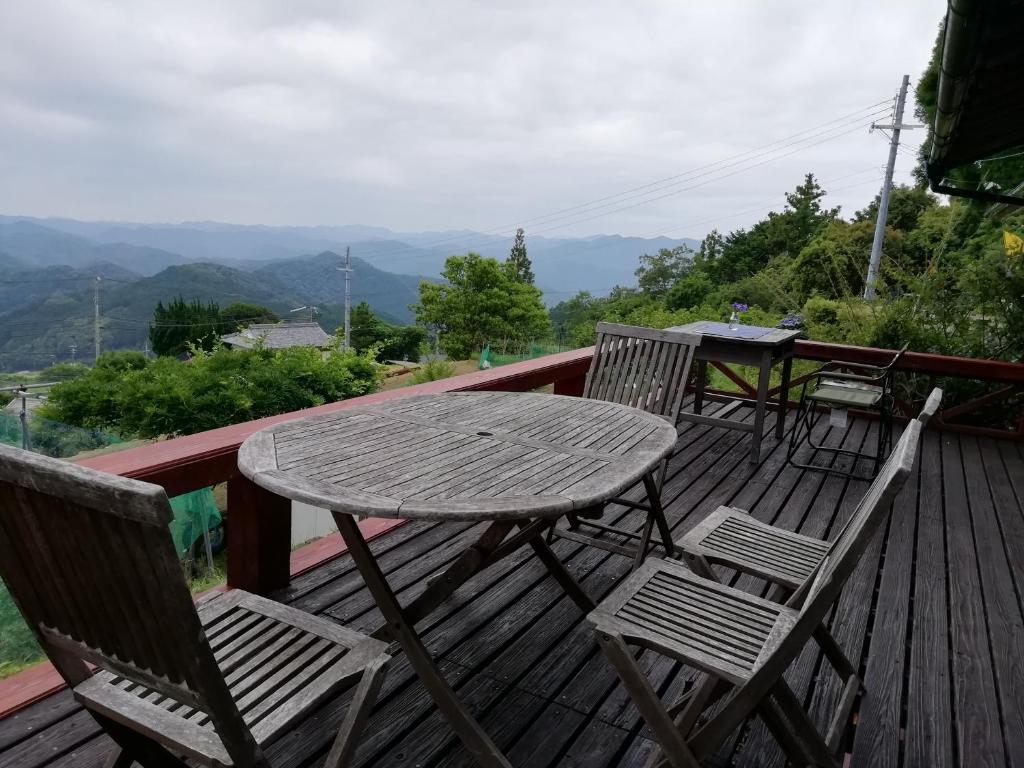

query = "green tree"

[220,302,279,330]
[666,271,714,310]
[348,302,426,361]
[149,298,223,357]
[415,253,549,359]
[506,227,535,284]
[789,219,882,299]
[635,245,693,296]
[703,174,837,284]
[854,185,938,232]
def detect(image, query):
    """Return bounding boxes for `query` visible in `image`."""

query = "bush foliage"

[43,345,382,439]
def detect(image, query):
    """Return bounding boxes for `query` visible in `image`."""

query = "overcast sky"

[0,1,943,240]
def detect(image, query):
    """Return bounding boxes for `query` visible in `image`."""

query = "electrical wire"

[345,101,893,262]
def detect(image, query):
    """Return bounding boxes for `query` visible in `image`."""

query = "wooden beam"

[710,361,759,397]
[794,341,1024,384]
[226,475,292,594]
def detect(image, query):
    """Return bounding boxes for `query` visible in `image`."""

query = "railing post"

[226,474,291,594]
[553,373,586,397]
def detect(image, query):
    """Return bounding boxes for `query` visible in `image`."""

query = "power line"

[349,101,893,262]
[502,103,893,231]
[340,115,888,268]
[509,111,891,234]
[524,119,883,238]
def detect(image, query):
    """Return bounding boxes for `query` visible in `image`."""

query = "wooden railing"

[76,341,1024,596]
[702,340,1024,440]
[77,348,592,594]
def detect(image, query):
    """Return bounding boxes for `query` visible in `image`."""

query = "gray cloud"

[0,0,940,238]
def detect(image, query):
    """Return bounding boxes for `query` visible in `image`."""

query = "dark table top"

[667,321,801,348]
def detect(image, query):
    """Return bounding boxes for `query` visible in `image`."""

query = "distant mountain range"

[0,215,696,371]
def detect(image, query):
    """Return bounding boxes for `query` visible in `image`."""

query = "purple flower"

[731,302,748,312]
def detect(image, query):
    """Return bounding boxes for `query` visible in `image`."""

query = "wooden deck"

[2,399,1024,767]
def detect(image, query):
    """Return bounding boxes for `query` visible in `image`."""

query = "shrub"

[411,358,456,384]
[43,346,382,439]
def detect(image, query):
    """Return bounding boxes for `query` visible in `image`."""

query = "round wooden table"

[237,391,677,768]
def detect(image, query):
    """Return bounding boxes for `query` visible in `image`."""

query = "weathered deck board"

[2,398,1023,768]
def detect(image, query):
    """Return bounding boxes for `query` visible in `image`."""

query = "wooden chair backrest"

[740,417,922,706]
[918,387,943,424]
[0,444,233,716]
[584,322,702,422]
[801,417,921,618]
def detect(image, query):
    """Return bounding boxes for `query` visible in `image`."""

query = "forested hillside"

[0,254,438,370]
[254,251,431,323]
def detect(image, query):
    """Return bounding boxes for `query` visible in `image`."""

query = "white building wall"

[290,500,338,547]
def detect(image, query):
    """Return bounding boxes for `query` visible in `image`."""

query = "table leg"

[522,522,596,612]
[693,360,707,415]
[333,513,512,768]
[398,520,516,631]
[750,350,772,464]
[776,354,793,439]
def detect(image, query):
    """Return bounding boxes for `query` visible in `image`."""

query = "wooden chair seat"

[74,590,390,765]
[599,557,798,683]
[679,505,830,590]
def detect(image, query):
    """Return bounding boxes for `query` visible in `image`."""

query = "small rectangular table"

[667,321,801,463]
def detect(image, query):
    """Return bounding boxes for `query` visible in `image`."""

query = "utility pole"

[70,343,77,364]
[864,75,921,299]
[93,276,101,361]
[338,247,353,349]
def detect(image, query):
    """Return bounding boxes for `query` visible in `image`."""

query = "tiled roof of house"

[221,322,333,350]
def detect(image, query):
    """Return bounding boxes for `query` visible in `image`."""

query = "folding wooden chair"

[0,444,389,768]
[588,416,924,768]
[548,322,701,569]
[787,343,909,479]
[681,388,941,596]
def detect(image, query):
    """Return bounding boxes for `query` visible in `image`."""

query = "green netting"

[168,487,222,557]
[478,344,493,369]
[0,411,122,458]
[487,343,572,368]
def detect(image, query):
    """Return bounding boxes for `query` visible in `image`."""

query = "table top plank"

[238,392,677,520]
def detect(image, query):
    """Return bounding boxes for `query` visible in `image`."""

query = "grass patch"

[0,581,42,679]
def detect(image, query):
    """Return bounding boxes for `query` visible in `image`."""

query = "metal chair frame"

[787,343,908,479]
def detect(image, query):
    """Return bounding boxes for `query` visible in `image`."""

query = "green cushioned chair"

[787,344,908,479]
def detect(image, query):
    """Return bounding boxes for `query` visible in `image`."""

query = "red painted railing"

[77,347,592,594]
